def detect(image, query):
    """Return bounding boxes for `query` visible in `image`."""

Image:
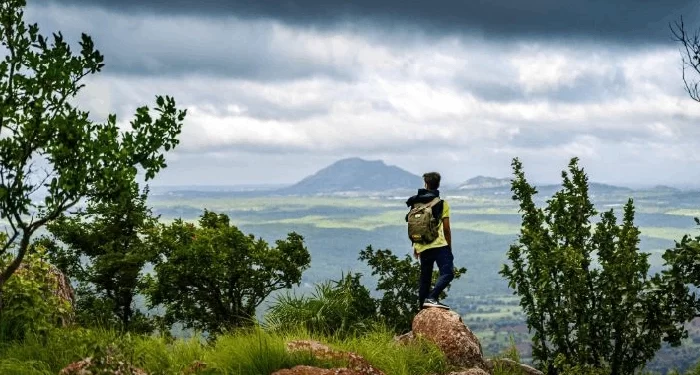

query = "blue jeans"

[418,245,454,306]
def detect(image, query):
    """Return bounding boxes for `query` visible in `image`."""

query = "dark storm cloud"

[25,3,357,80]
[37,0,699,42]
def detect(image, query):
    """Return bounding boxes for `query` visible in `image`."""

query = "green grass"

[330,327,450,375]
[0,328,131,375]
[0,325,454,375]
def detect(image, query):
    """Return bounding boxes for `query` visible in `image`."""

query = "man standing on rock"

[406,172,454,310]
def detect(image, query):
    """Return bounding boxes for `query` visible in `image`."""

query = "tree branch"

[27,166,53,197]
[29,197,79,233]
[0,230,18,256]
[0,11,18,139]
[671,17,700,102]
[47,70,91,120]
[0,231,29,283]
[0,195,77,284]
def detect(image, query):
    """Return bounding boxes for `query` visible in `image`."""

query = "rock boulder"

[412,308,485,369]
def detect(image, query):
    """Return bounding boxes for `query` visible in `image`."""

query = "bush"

[0,327,206,374]
[0,244,72,341]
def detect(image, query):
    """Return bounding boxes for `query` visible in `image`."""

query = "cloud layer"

[37,0,700,42]
[22,2,700,187]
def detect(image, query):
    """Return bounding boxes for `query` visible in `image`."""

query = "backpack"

[407,198,442,244]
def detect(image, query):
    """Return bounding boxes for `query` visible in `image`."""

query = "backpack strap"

[426,198,443,222]
[409,197,441,210]
[425,197,441,208]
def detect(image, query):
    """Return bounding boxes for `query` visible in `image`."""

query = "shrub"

[0,244,72,341]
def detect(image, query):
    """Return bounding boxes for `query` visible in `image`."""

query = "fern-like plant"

[265,273,376,337]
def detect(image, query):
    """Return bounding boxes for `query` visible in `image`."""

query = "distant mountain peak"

[278,157,422,195]
[458,176,511,190]
[328,157,386,167]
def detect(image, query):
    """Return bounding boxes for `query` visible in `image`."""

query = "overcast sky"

[27,0,700,187]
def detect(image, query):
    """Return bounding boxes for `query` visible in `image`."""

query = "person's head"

[422,172,441,190]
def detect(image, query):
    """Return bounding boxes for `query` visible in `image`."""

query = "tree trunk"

[123,295,132,329]
[1,233,32,288]
[0,276,4,315]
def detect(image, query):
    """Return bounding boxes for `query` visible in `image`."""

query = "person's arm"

[443,217,451,250]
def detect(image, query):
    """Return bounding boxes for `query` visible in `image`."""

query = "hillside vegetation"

[1,1,700,374]
[0,326,455,375]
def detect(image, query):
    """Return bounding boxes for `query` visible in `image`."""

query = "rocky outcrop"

[272,366,365,375]
[58,357,148,375]
[412,308,485,369]
[59,357,211,375]
[447,369,490,375]
[17,260,75,304]
[181,360,207,374]
[279,340,385,375]
[485,358,543,375]
[393,331,414,345]
[275,308,541,375]
[394,307,541,375]
[16,260,75,325]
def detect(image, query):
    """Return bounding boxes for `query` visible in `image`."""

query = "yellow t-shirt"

[413,200,450,253]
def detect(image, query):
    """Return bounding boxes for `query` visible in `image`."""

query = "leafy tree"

[146,210,311,335]
[0,0,186,310]
[42,183,158,333]
[654,218,700,330]
[359,246,466,333]
[265,272,377,336]
[500,157,689,375]
[666,14,700,346]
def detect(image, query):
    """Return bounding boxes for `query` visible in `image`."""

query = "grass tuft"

[0,324,454,375]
